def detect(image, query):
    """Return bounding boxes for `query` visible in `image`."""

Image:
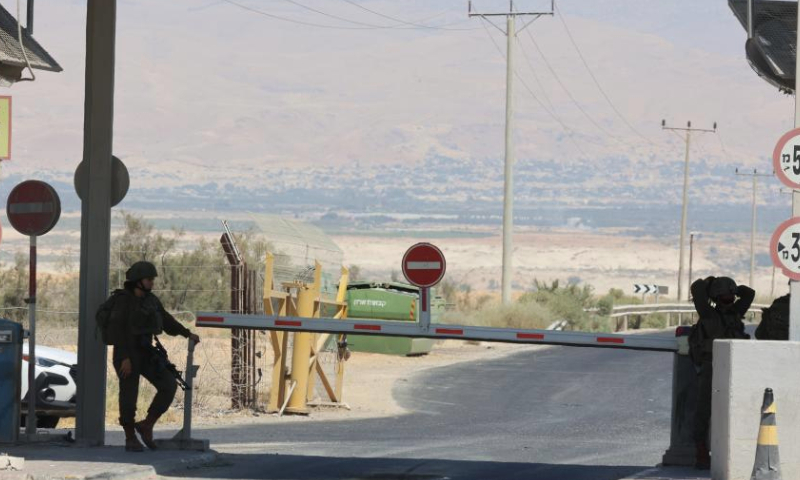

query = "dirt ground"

[65,338,544,431]
[190,340,545,427]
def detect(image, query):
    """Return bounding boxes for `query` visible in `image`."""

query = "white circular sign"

[771,217,800,280]
[773,128,800,189]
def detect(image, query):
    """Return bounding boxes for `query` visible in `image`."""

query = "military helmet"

[708,276,737,301]
[126,261,158,282]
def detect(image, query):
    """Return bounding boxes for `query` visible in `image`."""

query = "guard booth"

[0,319,23,444]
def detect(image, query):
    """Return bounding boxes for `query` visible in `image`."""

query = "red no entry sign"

[402,242,446,288]
[6,180,61,236]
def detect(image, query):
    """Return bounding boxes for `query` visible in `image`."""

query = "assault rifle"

[152,336,188,391]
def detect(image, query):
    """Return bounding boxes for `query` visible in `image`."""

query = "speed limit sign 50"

[773,127,800,189]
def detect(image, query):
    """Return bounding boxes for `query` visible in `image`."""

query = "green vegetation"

[0,212,272,331]
[440,280,671,332]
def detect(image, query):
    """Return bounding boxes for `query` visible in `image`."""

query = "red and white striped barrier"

[196,313,679,352]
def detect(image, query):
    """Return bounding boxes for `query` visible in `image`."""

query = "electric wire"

[514,35,556,113]
[275,0,403,28]
[222,0,473,31]
[477,16,589,160]
[554,2,653,145]
[333,0,477,31]
[521,28,640,150]
[221,0,393,30]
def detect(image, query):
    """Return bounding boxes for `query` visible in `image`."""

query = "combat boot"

[694,442,710,470]
[135,413,160,450]
[120,421,144,452]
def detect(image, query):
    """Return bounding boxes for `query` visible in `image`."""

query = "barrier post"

[286,284,316,414]
[662,341,698,466]
[154,338,209,451]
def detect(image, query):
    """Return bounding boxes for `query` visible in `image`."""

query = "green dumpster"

[345,281,440,356]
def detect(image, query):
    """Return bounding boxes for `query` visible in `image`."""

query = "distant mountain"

[0,0,793,220]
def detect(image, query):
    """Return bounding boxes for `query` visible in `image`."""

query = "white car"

[21,343,77,429]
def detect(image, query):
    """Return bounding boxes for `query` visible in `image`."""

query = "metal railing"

[607,303,769,318]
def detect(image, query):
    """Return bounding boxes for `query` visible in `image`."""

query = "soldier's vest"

[689,310,747,365]
[130,294,165,336]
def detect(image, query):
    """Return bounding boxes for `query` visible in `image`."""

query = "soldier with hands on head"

[109,261,200,452]
[688,275,753,470]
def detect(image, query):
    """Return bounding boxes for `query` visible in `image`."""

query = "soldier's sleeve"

[157,297,191,337]
[691,278,716,319]
[734,285,755,317]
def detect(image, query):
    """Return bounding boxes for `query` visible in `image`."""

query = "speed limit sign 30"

[771,218,800,280]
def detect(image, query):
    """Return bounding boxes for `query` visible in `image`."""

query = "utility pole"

[791,0,800,342]
[689,232,699,293]
[469,0,553,304]
[735,168,772,289]
[76,0,117,445]
[777,188,796,298]
[662,120,716,301]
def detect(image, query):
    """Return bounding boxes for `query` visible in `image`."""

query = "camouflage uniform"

[110,290,191,426]
[110,261,193,451]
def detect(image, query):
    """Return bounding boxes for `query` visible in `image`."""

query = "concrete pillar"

[662,352,699,466]
[711,340,800,480]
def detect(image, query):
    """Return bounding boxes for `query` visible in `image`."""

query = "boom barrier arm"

[196,313,679,353]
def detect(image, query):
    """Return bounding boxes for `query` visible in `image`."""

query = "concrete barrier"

[711,340,800,480]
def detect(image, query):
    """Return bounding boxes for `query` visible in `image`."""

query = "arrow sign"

[634,284,664,295]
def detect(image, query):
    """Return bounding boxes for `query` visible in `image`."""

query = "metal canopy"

[729,0,796,92]
[0,4,61,72]
[250,214,344,297]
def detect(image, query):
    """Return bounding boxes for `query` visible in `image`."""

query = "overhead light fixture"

[0,3,61,87]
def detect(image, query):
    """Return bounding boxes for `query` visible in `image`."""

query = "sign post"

[772,127,800,340]
[6,180,61,436]
[402,243,447,331]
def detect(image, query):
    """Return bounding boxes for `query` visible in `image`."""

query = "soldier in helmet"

[688,276,753,469]
[109,261,201,452]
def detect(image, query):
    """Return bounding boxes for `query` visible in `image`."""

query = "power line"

[521,29,639,150]
[220,0,390,30]
[514,35,556,113]
[477,17,588,160]
[275,0,399,28]
[333,0,478,31]
[553,2,654,146]
[222,0,474,31]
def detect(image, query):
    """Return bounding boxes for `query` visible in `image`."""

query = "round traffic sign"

[773,127,800,189]
[6,180,61,236]
[74,155,130,207]
[770,217,800,280]
[402,242,446,288]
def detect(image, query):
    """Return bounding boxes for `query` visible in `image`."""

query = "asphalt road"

[162,340,675,480]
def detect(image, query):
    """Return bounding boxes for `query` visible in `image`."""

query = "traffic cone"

[751,388,782,480]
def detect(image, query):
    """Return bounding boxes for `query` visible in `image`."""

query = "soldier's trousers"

[694,359,713,444]
[113,346,177,426]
